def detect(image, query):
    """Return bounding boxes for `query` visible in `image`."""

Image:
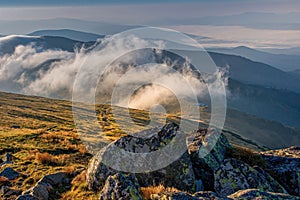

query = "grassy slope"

[0,91,298,199]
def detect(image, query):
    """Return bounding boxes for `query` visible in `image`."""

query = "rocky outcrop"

[87,123,196,192]
[228,189,300,200]
[99,173,143,200]
[261,146,300,196]
[188,129,231,190]
[135,151,195,192]
[214,158,286,197]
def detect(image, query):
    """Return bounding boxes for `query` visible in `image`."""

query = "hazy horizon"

[1,0,300,48]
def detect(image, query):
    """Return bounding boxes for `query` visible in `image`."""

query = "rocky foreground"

[2,123,300,199]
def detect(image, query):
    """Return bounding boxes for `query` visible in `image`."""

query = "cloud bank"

[0,34,228,110]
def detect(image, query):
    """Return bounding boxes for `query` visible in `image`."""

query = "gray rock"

[0,153,14,166]
[214,158,286,197]
[151,191,226,200]
[87,123,196,192]
[23,182,52,200]
[151,192,198,200]
[39,172,66,186]
[5,153,13,163]
[135,150,195,192]
[194,191,228,199]
[188,129,231,190]
[261,146,300,196]
[1,186,22,197]
[228,189,300,200]
[16,194,39,200]
[23,172,67,200]
[0,167,20,180]
[99,173,143,200]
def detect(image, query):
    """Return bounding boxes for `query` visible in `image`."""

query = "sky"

[0,0,300,48]
[1,0,300,22]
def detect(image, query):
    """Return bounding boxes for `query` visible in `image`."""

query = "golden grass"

[34,152,68,166]
[61,170,98,200]
[141,184,180,200]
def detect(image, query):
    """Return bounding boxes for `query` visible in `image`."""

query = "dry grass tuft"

[141,184,180,200]
[34,152,69,166]
[35,152,57,165]
[64,166,77,175]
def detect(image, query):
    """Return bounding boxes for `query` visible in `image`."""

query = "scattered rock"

[228,189,300,200]
[16,194,39,200]
[214,158,286,197]
[0,167,20,180]
[194,191,226,199]
[0,153,14,166]
[188,129,231,190]
[23,182,52,200]
[151,192,198,200]
[1,185,22,197]
[87,123,196,192]
[261,146,300,196]
[23,172,68,200]
[99,173,143,200]
[5,153,14,163]
[151,191,226,200]
[39,172,67,186]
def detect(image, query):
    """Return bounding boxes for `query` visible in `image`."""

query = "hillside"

[0,91,299,199]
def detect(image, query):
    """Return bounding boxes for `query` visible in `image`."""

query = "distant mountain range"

[0,32,299,132]
[0,18,139,35]
[0,35,93,55]
[29,29,104,42]
[257,46,300,56]
[208,46,300,71]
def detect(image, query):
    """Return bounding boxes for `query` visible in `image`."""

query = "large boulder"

[228,189,300,200]
[261,146,300,196]
[188,129,231,190]
[214,158,286,197]
[100,173,143,200]
[87,123,196,192]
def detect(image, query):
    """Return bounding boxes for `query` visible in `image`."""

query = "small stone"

[0,167,20,180]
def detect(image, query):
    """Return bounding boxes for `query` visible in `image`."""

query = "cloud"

[0,34,228,111]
